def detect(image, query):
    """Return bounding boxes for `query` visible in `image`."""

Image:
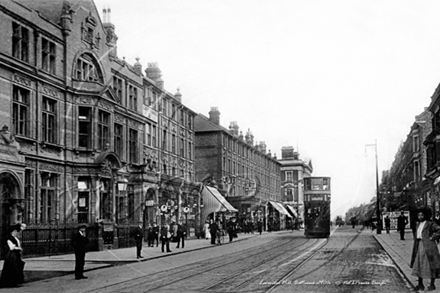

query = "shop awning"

[269,201,291,217]
[285,205,298,218]
[202,186,238,216]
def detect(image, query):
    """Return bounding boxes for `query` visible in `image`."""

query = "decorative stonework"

[114,114,125,124]
[41,146,61,156]
[99,101,112,111]
[25,159,37,168]
[72,167,91,174]
[77,97,93,104]
[40,86,59,98]
[129,120,139,129]
[39,162,63,173]
[14,75,32,87]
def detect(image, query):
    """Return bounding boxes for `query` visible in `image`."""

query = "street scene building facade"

[194,107,282,230]
[0,0,200,256]
[0,0,319,259]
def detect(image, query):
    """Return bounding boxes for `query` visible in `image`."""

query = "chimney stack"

[209,107,220,125]
[145,63,164,89]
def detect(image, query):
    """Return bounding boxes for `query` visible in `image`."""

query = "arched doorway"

[144,188,157,225]
[0,172,22,258]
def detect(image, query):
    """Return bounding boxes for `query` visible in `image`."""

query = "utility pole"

[366,140,381,234]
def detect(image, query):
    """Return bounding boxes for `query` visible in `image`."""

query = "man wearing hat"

[71,224,89,280]
[397,211,409,240]
[133,221,144,258]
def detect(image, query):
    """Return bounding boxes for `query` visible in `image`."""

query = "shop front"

[201,186,237,230]
[268,201,291,230]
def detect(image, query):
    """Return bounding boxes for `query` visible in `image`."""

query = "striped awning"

[269,201,291,217]
[285,205,298,218]
[202,186,238,216]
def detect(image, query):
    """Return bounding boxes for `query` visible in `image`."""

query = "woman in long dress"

[204,220,211,240]
[410,208,440,291]
[0,224,25,288]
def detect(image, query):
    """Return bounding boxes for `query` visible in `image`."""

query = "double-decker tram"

[303,177,331,238]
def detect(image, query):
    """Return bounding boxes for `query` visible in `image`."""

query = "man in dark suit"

[160,223,172,253]
[71,224,89,280]
[227,218,237,242]
[133,221,144,258]
[153,223,159,247]
[210,219,219,245]
[397,211,408,240]
[176,221,186,248]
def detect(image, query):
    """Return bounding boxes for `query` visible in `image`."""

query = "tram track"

[84,235,303,293]
[207,238,327,292]
[201,237,325,292]
[264,226,364,293]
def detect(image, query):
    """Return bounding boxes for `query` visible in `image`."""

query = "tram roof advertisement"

[304,177,331,192]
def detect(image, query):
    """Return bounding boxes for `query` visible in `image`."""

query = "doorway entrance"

[0,172,22,258]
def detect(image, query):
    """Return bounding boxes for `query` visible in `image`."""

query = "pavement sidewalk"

[371,228,421,290]
[3,232,261,283]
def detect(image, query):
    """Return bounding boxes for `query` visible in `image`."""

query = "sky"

[93,0,440,217]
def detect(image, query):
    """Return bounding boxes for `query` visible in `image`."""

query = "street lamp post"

[366,140,381,234]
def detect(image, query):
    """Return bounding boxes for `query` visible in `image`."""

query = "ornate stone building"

[0,0,197,256]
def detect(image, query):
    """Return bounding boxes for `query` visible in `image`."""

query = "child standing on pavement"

[410,207,440,291]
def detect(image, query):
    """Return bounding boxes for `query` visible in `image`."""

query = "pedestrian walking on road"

[204,220,211,240]
[384,216,391,234]
[410,207,440,291]
[153,223,159,247]
[176,221,186,248]
[216,219,224,245]
[210,219,219,245]
[133,221,144,258]
[257,219,263,235]
[397,211,408,240]
[71,224,89,280]
[147,223,154,247]
[227,218,237,242]
[160,223,172,253]
[0,224,25,288]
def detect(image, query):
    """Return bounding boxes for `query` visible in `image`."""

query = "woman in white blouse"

[410,208,440,291]
[0,224,25,288]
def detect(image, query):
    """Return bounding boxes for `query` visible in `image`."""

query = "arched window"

[74,53,103,83]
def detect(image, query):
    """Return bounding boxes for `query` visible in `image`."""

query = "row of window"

[223,135,278,169]
[23,171,136,225]
[13,84,195,166]
[12,22,57,75]
[144,88,193,129]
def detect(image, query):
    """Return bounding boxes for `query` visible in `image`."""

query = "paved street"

[2,225,427,293]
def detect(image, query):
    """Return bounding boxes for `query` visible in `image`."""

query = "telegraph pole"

[366,140,381,234]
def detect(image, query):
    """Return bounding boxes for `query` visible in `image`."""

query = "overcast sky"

[93,0,440,218]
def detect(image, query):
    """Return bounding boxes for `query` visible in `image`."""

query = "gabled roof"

[13,0,96,25]
[99,85,120,104]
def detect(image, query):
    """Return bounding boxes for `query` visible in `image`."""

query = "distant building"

[278,146,313,226]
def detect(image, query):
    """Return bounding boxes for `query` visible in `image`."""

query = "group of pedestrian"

[203,217,242,245]
[207,218,222,245]
[134,221,187,255]
[242,219,254,234]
